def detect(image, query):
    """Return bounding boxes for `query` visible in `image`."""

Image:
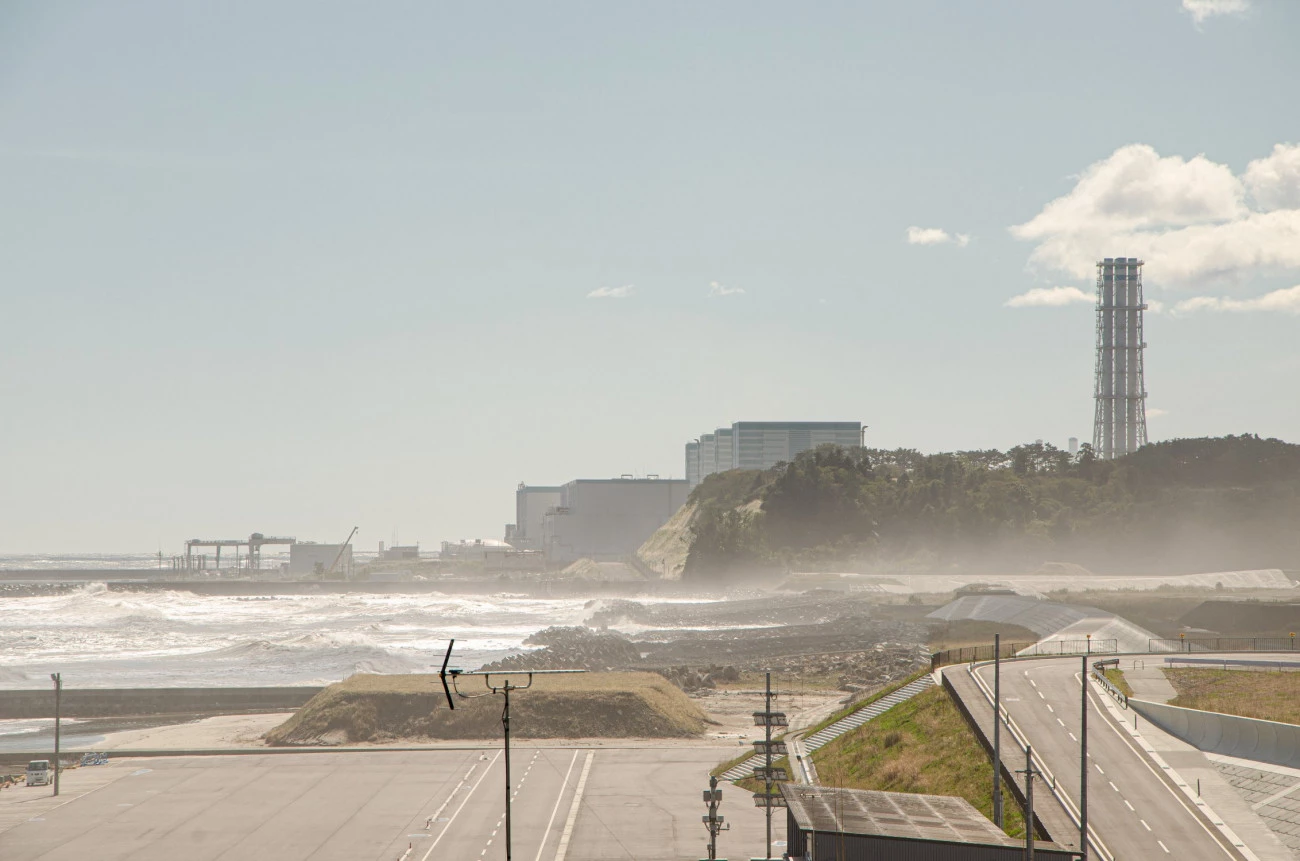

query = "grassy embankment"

[267,671,707,745]
[811,685,1027,838]
[1165,668,1300,724]
[1103,668,1134,697]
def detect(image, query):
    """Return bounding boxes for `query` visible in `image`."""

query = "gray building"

[1092,257,1148,460]
[685,420,863,488]
[782,784,1076,861]
[288,543,353,577]
[542,478,689,565]
[506,484,563,550]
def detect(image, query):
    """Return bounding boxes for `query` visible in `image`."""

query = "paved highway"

[0,747,771,860]
[970,656,1248,861]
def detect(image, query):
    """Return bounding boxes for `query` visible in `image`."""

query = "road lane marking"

[554,751,594,861]
[1124,800,1134,811]
[1038,691,1045,699]
[1110,781,1119,791]
[420,750,502,861]
[534,751,580,861]
[1056,718,1065,727]
[1158,839,1170,853]
[1046,704,1054,713]
[1069,732,1077,742]
[1096,764,1105,775]
[1141,819,1151,830]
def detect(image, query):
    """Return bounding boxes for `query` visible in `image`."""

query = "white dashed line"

[1110,781,1119,792]
[1158,839,1170,853]
[1096,764,1105,775]
[1141,819,1151,831]
[1045,704,1054,713]
[1124,799,1134,811]
[1056,718,1065,727]
[1068,732,1077,742]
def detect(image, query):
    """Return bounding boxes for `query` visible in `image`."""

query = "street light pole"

[1080,655,1089,861]
[51,673,61,797]
[993,633,1003,828]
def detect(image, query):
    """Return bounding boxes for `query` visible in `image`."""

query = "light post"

[50,673,61,797]
[751,672,789,859]
[1018,745,1039,861]
[703,775,728,860]
[1080,656,1088,861]
[993,633,1003,828]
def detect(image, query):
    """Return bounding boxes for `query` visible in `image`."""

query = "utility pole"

[702,775,727,860]
[993,633,1003,828]
[50,673,61,797]
[751,672,788,860]
[1019,745,1039,861]
[1080,655,1089,861]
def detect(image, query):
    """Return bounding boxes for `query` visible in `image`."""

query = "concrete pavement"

[0,747,774,860]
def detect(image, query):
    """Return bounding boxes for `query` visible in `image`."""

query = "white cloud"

[1182,0,1250,25]
[1172,284,1300,315]
[1005,286,1094,308]
[1146,407,1169,420]
[1011,143,1300,289]
[587,285,634,299]
[709,281,745,297]
[1244,143,1300,211]
[907,226,970,247]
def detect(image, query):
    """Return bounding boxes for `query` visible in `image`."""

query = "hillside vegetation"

[266,671,707,745]
[682,435,1300,579]
[1165,668,1300,725]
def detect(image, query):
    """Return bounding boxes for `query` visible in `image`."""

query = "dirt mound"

[1178,600,1300,636]
[265,671,707,745]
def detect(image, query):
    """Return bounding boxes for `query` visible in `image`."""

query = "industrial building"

[1092,257,1148,459]
[686,421,863,488]
[781,784,1077,861]
[287,542,353,577]
[505,484,564,551]
[540,477,689,565]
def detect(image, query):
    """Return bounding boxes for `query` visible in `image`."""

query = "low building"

[377,542,420,561]
[288,543,353,577]
[542,477,689,565]
[782,784,1076,861]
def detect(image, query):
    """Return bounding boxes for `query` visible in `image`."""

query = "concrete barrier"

[1128,698,1300,769]
[0,687,323,719]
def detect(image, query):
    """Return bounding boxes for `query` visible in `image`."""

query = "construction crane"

[326,526,359,578]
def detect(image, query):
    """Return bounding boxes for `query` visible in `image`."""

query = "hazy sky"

[2,1,1298,553]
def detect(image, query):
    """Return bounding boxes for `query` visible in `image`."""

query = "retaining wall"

[0,687,322,719]
[1128,698,1300,769]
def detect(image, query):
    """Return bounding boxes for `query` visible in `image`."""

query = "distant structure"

[1092,257,1148,459]
[685,421,863,489]
[540,478,689,565]
[377,541,420,562]
[507,484,563,551]
[288,542,353,577]
[1068,437,1079,456]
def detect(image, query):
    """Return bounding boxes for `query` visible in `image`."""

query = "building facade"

[506,484,563,550]
[541,478,689,565]
[685,421,863,488]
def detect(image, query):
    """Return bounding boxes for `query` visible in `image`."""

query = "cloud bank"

[587,285,634,299]
[1182,0,1251,26]
[907,226,970,247]
[1005,286,1093,308]
[1173,284,1300,315]
[1011,143,1300,307]
[709,281,745,297]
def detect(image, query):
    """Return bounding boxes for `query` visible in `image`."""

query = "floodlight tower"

[1092,257,1149,459]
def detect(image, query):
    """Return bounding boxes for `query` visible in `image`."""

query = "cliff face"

[635,500,698,580]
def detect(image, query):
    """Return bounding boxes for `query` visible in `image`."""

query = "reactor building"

[1092,257,1148,459]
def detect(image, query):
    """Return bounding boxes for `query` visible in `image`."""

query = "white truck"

[25,760,51,787]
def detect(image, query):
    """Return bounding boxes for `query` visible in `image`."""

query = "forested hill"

[683,435,1300,578]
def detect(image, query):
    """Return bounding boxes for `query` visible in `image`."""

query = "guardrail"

[1090,659,1128,708]
[930,639,1118,669]
[1150,636,1297,653]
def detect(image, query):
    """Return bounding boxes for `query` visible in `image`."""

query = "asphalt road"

[972,656,1247,861]
[0,747,772,861]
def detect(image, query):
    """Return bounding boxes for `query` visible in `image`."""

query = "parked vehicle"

[25,760,51,787]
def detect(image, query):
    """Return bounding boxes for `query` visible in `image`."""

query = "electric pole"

[751,671,788,860]
[703,774,727,860]
[1019,745,1039,861]
[1080,655,1089,861]
[50,673,61,797]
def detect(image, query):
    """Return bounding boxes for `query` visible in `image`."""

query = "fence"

[929,639,1117,669]
[1149,636,1297,653]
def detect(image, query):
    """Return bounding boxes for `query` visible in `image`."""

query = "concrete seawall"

[1129,698,1300,769]
[0,687,322,719]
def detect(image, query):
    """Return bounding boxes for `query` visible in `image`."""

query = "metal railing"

[930,639,1118,668]
[930,642,1034,669]
[1149,636,1297,653]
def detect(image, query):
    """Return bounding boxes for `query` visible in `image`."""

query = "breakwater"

[0,687,323,720]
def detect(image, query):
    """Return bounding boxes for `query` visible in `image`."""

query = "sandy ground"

[73,685,845,753]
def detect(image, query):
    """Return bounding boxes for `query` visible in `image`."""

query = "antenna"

[442,641,585,861]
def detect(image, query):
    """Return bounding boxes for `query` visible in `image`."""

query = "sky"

[2,0,1298,553]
